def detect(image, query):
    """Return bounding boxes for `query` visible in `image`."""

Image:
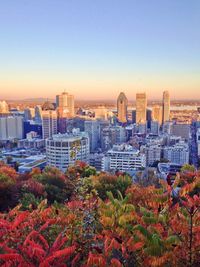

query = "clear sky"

[0,0,200,100]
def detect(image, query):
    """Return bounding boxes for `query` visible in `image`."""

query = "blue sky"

[0,0,200,100]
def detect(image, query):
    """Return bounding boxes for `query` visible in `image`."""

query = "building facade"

[163,142,189,165]
[0,116,23,140]
[136,93,147,124]
[102,144,146,172]
[162,91,170,124]
[46,130,89,171]
[117,92,128,123]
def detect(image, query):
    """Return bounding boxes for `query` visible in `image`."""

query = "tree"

[33,167,74,203]
[0,164,18,211]
[91,173,132,200]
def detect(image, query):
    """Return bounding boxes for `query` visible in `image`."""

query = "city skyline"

[0,0,200,100]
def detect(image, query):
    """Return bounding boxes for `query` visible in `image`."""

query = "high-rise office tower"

[41,101,58,139]
[162,91,170,124]
[84,120,100,152]
[56,91,75,118]
[136,92,147,124]
[56,91,75,133]
[117,92,128,123]
[35,105,42,124]
[152,105,162,124]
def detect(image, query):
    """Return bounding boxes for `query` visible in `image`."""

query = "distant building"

[24,108,35,121]
[138,123,147,134]
[163,142,189,165]
[56,91,75,133]
[56,91,75,118]
[35,105,42,123]
[162,91,170,124]
[46,129,89,172]
[171,123,190,140]
[89,153,104,171]
[163,121,174,134]
[94,106,108,120]
[152,105,162,124]
[84,120,100,152]
[102,144,146,172]
[18,137,45,149]
[132,109,136,123]
[23,120,42,138]
[136,92,147,124]
[100,126,127,151]
[41,101,57,139]
[0,116,23,140]
[117,92,128,123]
[0,101,9,114]
[197,128,200,157]
[146,109,152,129]
[142,144,162,166]
[42,110,57,139]
[18,155,46,173]
[66,117,86,132]
[150,121,160,135]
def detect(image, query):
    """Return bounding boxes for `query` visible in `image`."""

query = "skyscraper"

[56,91,75,133]
[35,105,42,124]
[117,92,128,123]
[41,101,58,139]
[136,93,147,124]
[56,91,75,118]
[152,105,162,124]
[162,91,170,123]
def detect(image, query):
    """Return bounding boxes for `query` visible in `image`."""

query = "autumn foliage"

[0,162,200,266]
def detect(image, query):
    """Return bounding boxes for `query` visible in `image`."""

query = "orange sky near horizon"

[1,75,199,101]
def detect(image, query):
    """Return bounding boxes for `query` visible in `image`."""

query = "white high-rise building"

[162,91,170,124]
[117,92,128,123]
[41,101,57,139]
[42,110,58,139]
[0,116,23,140]
[136,93,147,124]
[46,129,89,172]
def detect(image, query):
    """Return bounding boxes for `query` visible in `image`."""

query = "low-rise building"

[102,144,146,173]
[18,155,46,173]
[163,142,189,165]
